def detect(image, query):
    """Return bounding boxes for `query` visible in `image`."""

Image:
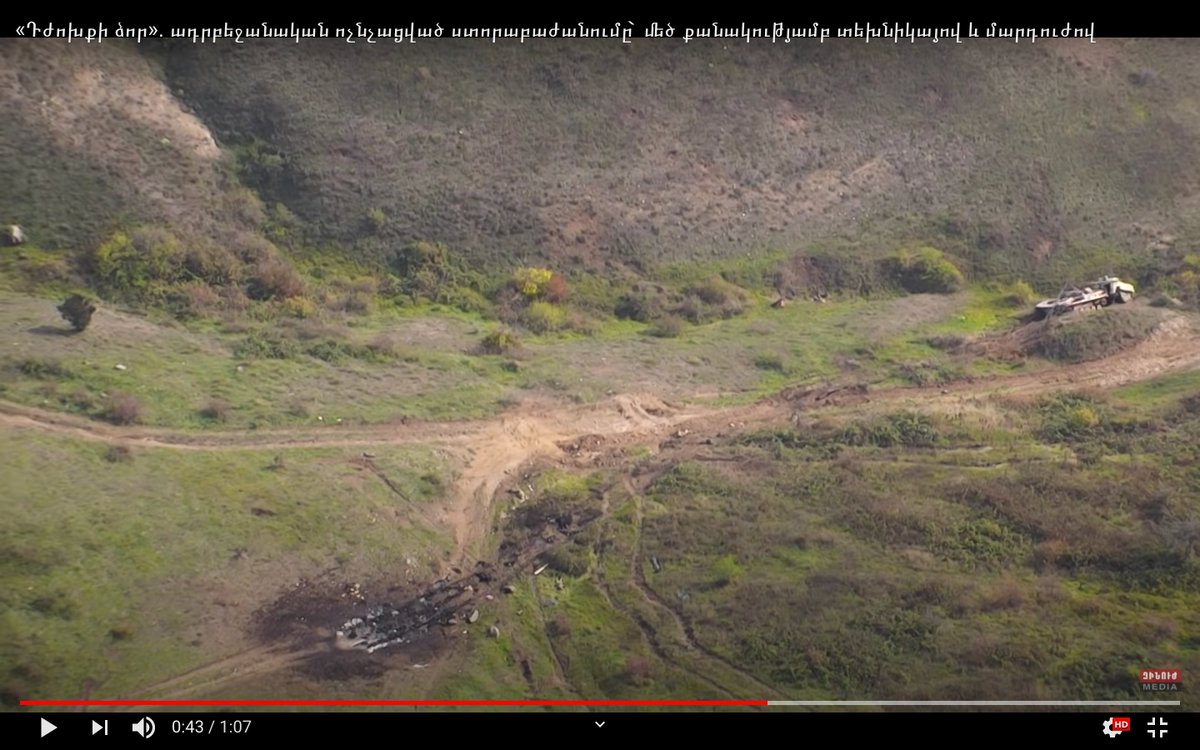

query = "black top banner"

[0,9,1195,39]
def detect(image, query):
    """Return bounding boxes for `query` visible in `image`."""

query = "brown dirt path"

[12,316,1194,701]
[3,317,1198,562]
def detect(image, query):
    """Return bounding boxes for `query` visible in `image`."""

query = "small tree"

[58,294,97,332]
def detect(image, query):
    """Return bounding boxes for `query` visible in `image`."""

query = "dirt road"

[10,315,1196,701]
[3,316,1199,559]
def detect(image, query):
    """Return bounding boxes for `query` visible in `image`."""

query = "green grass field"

[0,433,451,702]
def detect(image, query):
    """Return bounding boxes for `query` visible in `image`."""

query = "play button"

[40,718,57,737]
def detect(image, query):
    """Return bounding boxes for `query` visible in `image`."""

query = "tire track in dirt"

[591,563,737,700]
[4,319,1199,699]
[131,644,322,701]
[523,575,577,696]
[625,490,785,700]
[589,478,760,700]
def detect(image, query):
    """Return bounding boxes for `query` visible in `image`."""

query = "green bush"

[280,296,317,319]
[615,283,672,322]
[839,411,940,448]
[1039,393,1109,442]
[389,241,487,308]
[1001,280,1039,307]
[436,285,492,314]
[690,277,743,306]
[885,246,964,294]
[710,554,744,587]
[246,257,305,300]
[778,252,892,296]
[521,301,566,333]
[366,207,388,233]
[199,398,233,423]
[92,228,182,295]
[17,357,75,379]
[234,332,300,360]
[480,328,521,354]
[678,277,749,322]
[647,314,686,338]
[392,240,448,278]
[304,339,394,364]
[753,353,788,372]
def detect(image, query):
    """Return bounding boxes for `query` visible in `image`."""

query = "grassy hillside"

[0,41,246,248]
[5,38,1200,321]
[157,39,1200,284]
[3,35,1200,708]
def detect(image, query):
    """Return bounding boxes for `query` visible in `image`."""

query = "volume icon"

[132,717,156,738]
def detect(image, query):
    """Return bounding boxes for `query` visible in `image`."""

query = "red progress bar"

[23,700,768,707]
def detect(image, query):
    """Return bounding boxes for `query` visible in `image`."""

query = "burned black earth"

[252,478,607,679]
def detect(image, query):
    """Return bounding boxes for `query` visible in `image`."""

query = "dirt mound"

[557,434,607,455]
[968,304,1186,364]
[776,383,870,409]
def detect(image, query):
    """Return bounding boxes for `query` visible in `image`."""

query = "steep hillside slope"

[4,38,1200,288]
[163,38,1200,279]
[0,40,255,249]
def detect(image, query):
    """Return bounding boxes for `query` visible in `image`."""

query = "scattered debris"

[487,625,500,638]
[555,577,564,591]
[467,609,480,624]
[114,364,127,371]
[362,452,376,459]
[533,563,549,576]
[502,584,516,594]
[650,556,662,573]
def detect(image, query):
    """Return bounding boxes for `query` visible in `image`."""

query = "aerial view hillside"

[1,35,1198,708]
